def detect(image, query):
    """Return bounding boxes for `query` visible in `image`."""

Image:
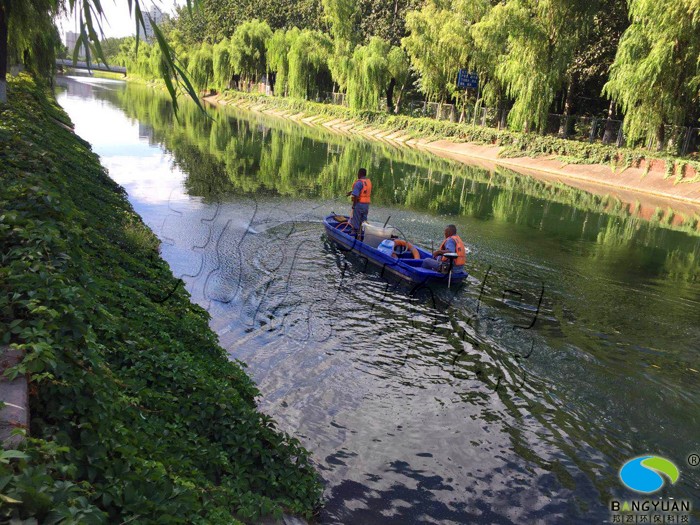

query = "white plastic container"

[377,239,395,256]
[362,222,397,248]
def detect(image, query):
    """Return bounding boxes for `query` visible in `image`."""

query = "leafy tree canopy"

[175,0,323,44]
[604,0,700,143]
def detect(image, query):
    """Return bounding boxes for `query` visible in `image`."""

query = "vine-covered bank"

[0,74,321,523]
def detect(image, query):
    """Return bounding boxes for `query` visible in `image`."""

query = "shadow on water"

[56,76,700,524]
[321,462,532,525]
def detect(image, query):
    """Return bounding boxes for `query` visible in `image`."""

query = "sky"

[57,0,186,41]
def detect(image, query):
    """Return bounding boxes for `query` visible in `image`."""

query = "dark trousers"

[351,203,369,236]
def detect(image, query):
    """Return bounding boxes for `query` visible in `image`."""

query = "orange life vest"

[353,178,372,204]
[439,235,466,266]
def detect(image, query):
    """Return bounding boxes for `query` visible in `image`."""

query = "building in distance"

[64,31,87,59]
[142,6,167,42]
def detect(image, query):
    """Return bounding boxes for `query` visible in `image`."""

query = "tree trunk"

[268,72,276,95]
[0,1,9,104]
[498,99,508,130]
[386,77,395,113]
[655,123,665,151]
[558,80,575,137]
[393,76,407,114]
[393,90,403,114]
[602,100,616,144]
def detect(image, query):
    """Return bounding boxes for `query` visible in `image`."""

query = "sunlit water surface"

[56,76,700,524]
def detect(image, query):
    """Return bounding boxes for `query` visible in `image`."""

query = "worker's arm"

[432,238,455,258]
[348,180,361,206]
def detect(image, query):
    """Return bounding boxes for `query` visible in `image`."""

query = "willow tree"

[267,28,300,96]
[345,39,409,112]
[357,0,423,47]
[189,43,214,91]
[1,0,61,102]
[472,0,596,132]
[0,0,201,110]
[7,3,61,83]
[116,38,156,78]
[114,37,132,68]
[229,19,273,86]
[165,27,192,70]
[386,46,411,112]
[604,0,700,147]
[149,41,169,79]
[402,0,486,103]
[346,37,390,110]
[213,38,233,91]
[321,0,359,91]
[134,42,155,79]
[563,0,629,139]
[287,29,332,99]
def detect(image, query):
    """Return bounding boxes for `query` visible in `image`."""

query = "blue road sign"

[457,69,479,90]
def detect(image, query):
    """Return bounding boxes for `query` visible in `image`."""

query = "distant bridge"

[56,58,127,76]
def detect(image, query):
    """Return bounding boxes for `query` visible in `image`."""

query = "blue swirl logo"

[619,456,679,493]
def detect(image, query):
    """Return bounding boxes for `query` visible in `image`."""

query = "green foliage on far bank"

[0,74,321,523]
[218,91,700,177]
[158,0,700,144]
[106,81,700,246]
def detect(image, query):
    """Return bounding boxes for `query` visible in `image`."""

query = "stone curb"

[0,346,29,449]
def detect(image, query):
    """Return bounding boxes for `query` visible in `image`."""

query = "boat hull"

[323,215,468,285]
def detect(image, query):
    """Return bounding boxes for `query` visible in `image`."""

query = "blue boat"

[323,214,468,285]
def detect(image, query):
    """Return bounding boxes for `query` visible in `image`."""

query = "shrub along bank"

[0,74,321,523]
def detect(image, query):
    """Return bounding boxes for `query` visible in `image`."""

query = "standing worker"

[422,224,466,271]
[346,168,372,238]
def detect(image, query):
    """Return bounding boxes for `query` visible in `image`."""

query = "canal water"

[56,76,699,524]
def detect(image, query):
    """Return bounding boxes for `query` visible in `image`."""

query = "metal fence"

[683,128,700,157]
[477,106,503,128]
[319,91,348,106]
[405,101,428,118]
[542,114,626,146]
[644,125,694,155]
[309,92,700,156]
[402,101,475,123]
[236,81,269,95]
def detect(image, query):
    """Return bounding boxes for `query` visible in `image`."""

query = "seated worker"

[422,224,466,271]
[346,168,371,238]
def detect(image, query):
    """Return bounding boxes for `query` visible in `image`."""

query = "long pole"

[0,1,9,104]
[472,81,481,127]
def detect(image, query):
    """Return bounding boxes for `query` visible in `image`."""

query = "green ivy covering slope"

[0,74,321,524]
